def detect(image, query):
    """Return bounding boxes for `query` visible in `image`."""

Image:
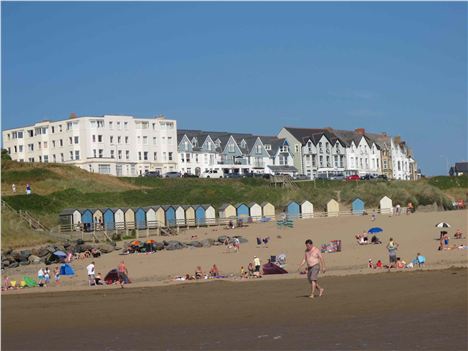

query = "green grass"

[1,161,466,230]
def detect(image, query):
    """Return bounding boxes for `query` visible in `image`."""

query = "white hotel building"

[2,115,178,176]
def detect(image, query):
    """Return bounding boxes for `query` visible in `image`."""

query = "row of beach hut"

[59,196,395,230]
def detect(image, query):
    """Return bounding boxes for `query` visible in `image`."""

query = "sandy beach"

[2,210,468,350]
[2,210,467,292]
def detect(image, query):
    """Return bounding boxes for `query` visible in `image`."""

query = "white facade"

[391,138,411,180]
[2,115,178,176]
[344,138,381,176]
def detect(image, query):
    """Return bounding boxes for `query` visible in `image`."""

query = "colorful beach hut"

[59,209,79,227]
[155,206,165,227]
[327,199,340,217]
[248,202,262,221]
[124,208,135,229]
[352,198,365,215]
[261,202,275,218]
[219,203,236,219]
[195,205,206,225]
[286,201,300,218]
[175,205,186,226]
[81,209,94,226]
[203,204,216,224]
[103,208,115,230]
[300,200,314,219]
[236,203,250,219]
[184,205,196,226]
[380,196,393,214]
[92,209,103,224]
[114,208,125,229]
[145,207,157,228]
[164,205,177,227]
[135,208,147,229]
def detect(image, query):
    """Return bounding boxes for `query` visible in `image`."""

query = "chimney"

[69,112,77,119]
[355,128,365,135]
[394,136,401,144]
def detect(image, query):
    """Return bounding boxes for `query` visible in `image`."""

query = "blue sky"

[2,2,466,175]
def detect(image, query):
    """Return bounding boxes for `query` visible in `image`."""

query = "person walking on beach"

[253,256,261,277]
[26,183,31,195]
[87,261,96,286]
[386,238,399,267]
[298,239,325,298]
[118,260,129,287]
[11,183,16,193]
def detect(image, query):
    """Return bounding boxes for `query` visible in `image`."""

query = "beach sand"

[3,210,467,292]
[2,210,467,350]
[2,268,467,350]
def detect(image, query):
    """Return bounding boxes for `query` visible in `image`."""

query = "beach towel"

[23,276,37,287]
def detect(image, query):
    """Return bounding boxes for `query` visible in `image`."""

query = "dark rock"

[8,262,19,268]
[217,235,229,243]
[19,250,32,260]
[189,241,203,248]
[47,246,56,253]
[97,244,114,253]
[37,247,50,257]
[75,244,93,253]
[19,260,30,266]
[10,251,21,261]
[200,239,212,248]
[2,260,10,268]
[31,247,40,257]
[45,253,60,265]
[63,242,72,248]
[5,255,16,264]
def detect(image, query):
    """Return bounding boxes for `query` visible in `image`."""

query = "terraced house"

[177,130,296,176]
[278,127,418,180]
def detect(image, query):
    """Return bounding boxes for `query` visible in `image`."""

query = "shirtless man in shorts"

[298,239,326,298]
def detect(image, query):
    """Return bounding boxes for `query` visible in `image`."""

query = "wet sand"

[2,267,467,350]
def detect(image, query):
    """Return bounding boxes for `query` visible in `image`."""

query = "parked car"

[200,169,224,179]
[329,174,345,180]
[346,174,360,181]
[164,171,182,178]
[182,173,199,178]
[360,174,377,180]
[226,173,244,179]
[143,171,161,177]
[294,174,310,180]
[376,174,388,180]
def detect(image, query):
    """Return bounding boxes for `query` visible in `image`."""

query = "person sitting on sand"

[371,235,382,244]
[454,229,463,239]
[375,260,383,269]
[195,266,204,279]
[247,262,255,278]
[443,232,450,248]
[415,253,426,267]
[396,257,405,269]
[368,259,374,268]
[95,272,104,285]
[209,264,219,277]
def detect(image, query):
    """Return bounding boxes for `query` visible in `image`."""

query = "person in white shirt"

[87,262,96,286]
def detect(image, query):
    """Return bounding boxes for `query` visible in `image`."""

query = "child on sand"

[54,267,60,286]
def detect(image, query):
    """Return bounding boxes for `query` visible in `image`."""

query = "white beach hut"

[301,200,314,219]
[380,196,393,214]
[327,199,340,217]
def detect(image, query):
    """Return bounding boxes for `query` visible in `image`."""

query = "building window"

[98,135,103,143]
[69,151,74,160]
[69,137,73,145]
[109,121,113,130]
[98,164,111,174]
[28,130,34,137]
[124,122,128,130]
[93,149,97,158]
[75,151,80,160]
[168,152,173,161]
[143,136,148,145]
[110,136,114,144]
[126,150,130,160]
[74,136,79,144]
[43,142,48,148]
[19,145,23,152]
[228,144,235,152]
[153,152,157,161]
[144,152,148,160]
[53,155,56,162]
[118,150,122,160]
[92,135,96,143]
[117,122,121,130]
[153,137,157,145]
[168,136,173,145]
[28,144,34,151]
[163,152,167,161]
[118,136,121,144]
[97,120,104,128]
[60,153,64,162]
[99,149,103,158]
[111,150,115,159]
[138,152,142,161]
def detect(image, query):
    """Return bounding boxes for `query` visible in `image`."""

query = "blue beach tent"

[60,264,75,276]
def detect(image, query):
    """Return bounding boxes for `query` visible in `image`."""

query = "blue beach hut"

[135,208,147,229]
[103,208,115,230]
[164,205,177,226]
[236,203,250,218]
[195,205,206,225]
[81,209,94,225]
[352,198,365,215]
[286,201,300,218]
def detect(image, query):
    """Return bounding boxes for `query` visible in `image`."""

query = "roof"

[454,162,468,172]
[60,208,78,215]
[219,203,235,210]
[260,201,274,206]
[247,202,260,207]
